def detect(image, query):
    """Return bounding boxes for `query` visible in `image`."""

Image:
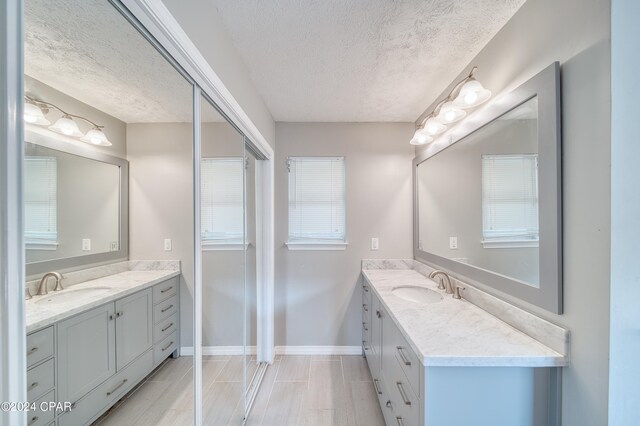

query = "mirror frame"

[413,62,562,313]
[25,129,129,276]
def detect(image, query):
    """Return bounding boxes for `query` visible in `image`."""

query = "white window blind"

[24,156,58,245]
[482,154,539,242]
[288,157,346,243]
[201,157,244,243]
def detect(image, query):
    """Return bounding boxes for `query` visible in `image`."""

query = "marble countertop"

[26,270,180,333]
[362,268,568,367]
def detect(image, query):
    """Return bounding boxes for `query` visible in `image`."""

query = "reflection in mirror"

[24,0,196,423]
[418,97,539,286]
[24,142,120,263]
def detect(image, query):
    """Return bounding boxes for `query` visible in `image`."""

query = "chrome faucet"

[429,270,464,299]
[429,270,454,294]
[37,272,64,296]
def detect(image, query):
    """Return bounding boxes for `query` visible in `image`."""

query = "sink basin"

[392,286,443,304]
[35,287,112,305]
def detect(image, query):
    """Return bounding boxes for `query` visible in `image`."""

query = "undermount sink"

[35,286,112,305]
[392,286,443,305]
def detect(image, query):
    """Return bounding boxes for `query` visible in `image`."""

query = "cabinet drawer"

[384,349,420,426]
[27,358,55,403]
[153,295,177,324]
[154,331,178,365]
[154,312,178,344]
[59,349,153,426]
[392,336,420,398]
[153,278,178,304]
[26,327,54,368]
[26,390,55,426]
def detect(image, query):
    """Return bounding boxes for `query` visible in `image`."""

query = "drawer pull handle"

[386,400,392,409]
[396,382,411,406]
[161,322,174,332]
[29,416,38,424]
[362,322,368,332]
[162,341,175,352]
[362,340,369,351]
[28,381,39,391]
[27,347,38,356]
[363,285,369,293]
[373,378,382,395]
[160,286,173,293]
[106,379,128,396]
[396,346,411,366]
[65,402,77,412]
[376,310,381,319]
[396,417,405,426]
[362,303,369,312]
[161,304,174,313]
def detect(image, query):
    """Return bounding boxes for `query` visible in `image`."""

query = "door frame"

[0,0,27,425]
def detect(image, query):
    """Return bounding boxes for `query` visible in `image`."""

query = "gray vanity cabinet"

[57,303,116,405]
[115,288,153,369]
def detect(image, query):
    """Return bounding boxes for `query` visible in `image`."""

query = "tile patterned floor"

[94,355,385,426]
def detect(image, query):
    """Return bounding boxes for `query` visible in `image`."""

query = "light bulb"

[444,110,456,122]
[80,127,112,146]
[409,129,433,145]
[453,79,491,109]
[49,115,83,137]
[23,102,50,125]
[436,101,466,124]
[423,117,446,135]
[464,91,478,105]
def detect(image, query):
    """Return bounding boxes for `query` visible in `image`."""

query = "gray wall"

[275,122,415,347]
[609,0,640,423]
[161,0,276,149]
[415,0,611,424]
[127,123,195,346]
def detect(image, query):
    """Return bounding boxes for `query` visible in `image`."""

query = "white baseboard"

[179,346,362,356]
[180,346,257,356]
[275,346,362,356]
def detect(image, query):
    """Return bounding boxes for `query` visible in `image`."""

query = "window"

[482,154,539,248]
[201,157,244,246]
[24,156,58,249]
[287,157,346,249]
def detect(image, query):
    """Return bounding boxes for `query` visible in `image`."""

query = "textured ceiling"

[213,0,525,122]
[24,0,222,123]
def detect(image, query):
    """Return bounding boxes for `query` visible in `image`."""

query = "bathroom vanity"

[25,267,180,426]
[361,260,568,426]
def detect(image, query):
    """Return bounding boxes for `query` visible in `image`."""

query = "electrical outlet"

[110,241,119,251]
[82,238,91,251]
[164,238,172,251]
[449,237,458,250]
[371,237,379,251]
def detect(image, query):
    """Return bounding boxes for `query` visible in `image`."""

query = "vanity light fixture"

[410,66,491,145]
[23,95,113,147]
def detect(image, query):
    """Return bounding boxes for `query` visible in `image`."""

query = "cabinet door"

[115,288,153,370]
[57,303,116,404]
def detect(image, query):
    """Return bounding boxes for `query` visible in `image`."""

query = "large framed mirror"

[414,62,562,313]
[24,129,128,275]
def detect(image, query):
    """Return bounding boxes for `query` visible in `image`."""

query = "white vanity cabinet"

[362,278,556,426]
[26,276,180,426]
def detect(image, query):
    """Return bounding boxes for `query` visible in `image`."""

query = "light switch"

[164,238,172,251]
[449,237,458,250]
[110,241,119,251]
[82,238,91,251]
[371,237,379,251]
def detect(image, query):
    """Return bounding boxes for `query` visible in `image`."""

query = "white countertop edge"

[26,270,180,334]
[362,271,568,368]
